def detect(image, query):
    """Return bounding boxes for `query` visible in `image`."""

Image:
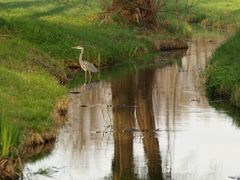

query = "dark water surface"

[23,33,240,180]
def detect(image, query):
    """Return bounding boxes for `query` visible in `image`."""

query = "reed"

[0,113,20,158]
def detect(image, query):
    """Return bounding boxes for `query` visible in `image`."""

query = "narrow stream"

[23,31,240,180]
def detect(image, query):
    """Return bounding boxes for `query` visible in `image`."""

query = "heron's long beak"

[72,46,78,49]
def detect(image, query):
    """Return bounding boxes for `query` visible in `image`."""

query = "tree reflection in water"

[111,73,135,179]
[111,68,163,180]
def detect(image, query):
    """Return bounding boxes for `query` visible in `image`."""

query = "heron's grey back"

[84,61,98,72]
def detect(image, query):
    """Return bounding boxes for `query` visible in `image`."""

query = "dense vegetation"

[204,30,240,107]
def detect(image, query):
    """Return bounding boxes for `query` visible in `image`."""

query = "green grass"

[6,17,153,65]
[0,113,20,157]
[0,66,66,132]
[0,30,66,159]
[0,32,67,134]
[162,0,240,29]
[0,0,158,66]
[204,30,240,107]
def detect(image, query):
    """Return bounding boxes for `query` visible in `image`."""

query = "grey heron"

[72,45,98,83]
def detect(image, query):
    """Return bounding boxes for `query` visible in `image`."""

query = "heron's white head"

[72,45,83,50]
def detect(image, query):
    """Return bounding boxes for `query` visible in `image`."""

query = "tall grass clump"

[204,30,240,107]
[0,113,20,158]
[158,2,193,38]
[160,18,192,38]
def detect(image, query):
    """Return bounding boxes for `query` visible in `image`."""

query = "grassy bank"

[0,36,66,156]
[0,0,154,67]
[204,30,240,107]
[0,0,188,175]
[0,37,66,178]
[163,0,240,30]
[0,34,67,131]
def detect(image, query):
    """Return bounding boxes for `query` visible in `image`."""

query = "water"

[23,33,240,180]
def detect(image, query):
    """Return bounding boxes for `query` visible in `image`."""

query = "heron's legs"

[89,71,92,83]
[84,70,87,83]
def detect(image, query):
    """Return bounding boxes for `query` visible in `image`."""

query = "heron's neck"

[79,49,84,62]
